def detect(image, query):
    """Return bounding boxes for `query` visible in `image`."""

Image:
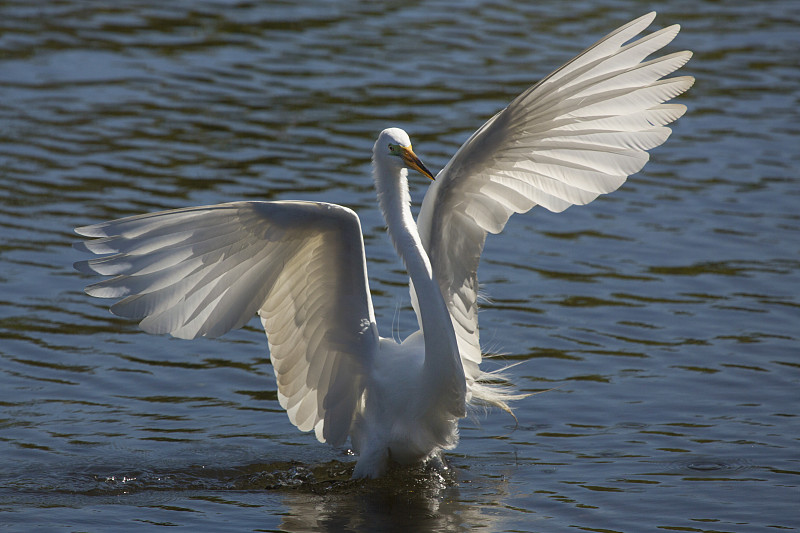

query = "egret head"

[376,128,435,181]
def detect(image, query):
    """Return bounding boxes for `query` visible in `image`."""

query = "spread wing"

[413,12,694,390]
[75,201,379,446]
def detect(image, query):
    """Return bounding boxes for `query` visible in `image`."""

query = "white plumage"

[75,13,693,478]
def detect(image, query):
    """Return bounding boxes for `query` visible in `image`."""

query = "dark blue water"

[1,1,798,531]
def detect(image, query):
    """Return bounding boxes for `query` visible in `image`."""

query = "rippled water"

[1,0,798,531]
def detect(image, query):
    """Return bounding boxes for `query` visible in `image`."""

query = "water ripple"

[1,0,799,530]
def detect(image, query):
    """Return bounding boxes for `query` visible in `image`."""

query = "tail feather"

[467,359,529,419]
[467,356,560,425]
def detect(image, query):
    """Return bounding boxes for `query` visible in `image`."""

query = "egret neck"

[372,134,467,418]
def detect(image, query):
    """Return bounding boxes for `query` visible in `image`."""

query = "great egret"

[74,13,693,478]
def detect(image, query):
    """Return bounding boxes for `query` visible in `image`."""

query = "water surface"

[1,0,798,531]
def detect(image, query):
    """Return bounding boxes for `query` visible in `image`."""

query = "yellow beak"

[399,146,435,181]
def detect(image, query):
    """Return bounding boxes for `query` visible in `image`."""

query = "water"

[1,0,798,531]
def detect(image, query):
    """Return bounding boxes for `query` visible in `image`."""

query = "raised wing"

[75,201,379,446]
[414,12,694,392]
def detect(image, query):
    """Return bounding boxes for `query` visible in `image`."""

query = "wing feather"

[414,13,693,395]
[75,201,378,446]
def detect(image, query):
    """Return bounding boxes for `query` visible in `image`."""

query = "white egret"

[74,13,693,478]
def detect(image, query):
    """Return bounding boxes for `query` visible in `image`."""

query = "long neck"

[375,166,433,288]
[374,159,466,416]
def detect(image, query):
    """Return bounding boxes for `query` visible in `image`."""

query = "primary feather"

[414,12,693,411]
[76,202,378,447]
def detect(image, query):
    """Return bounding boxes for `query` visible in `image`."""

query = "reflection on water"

[1,0,799,531]
[276,465,471,532]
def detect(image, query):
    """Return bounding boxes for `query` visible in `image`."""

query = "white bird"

[74,13,693,478]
